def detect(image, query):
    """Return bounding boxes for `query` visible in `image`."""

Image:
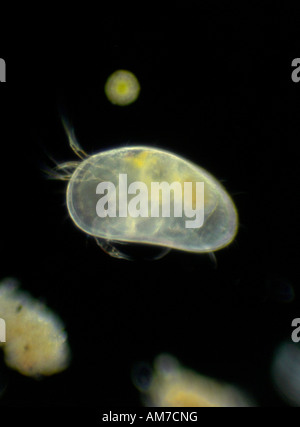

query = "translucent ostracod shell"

[66,146,238,254]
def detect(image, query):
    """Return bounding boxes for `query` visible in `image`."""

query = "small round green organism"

[104,70,140,106]
[52,118,238,260]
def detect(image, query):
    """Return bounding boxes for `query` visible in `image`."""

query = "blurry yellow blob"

[0,278,70,377]
[133,354,254,407]
[104,70,140,106]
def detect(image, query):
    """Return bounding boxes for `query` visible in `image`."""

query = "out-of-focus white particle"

[0,278,70,377]
[133,353,255,407]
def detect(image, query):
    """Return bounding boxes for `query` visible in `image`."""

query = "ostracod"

[53,120,238,260]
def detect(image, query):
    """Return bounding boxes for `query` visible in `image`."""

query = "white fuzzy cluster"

[0,278,70,377]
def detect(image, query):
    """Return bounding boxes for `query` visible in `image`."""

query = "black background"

[0,11,299,409]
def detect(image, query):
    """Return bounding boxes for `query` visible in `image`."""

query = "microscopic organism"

[104,70,140,106]
[0,278,70,377]
[133,353,254,407]
[52,118,238,260]
[271,341,300,406]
